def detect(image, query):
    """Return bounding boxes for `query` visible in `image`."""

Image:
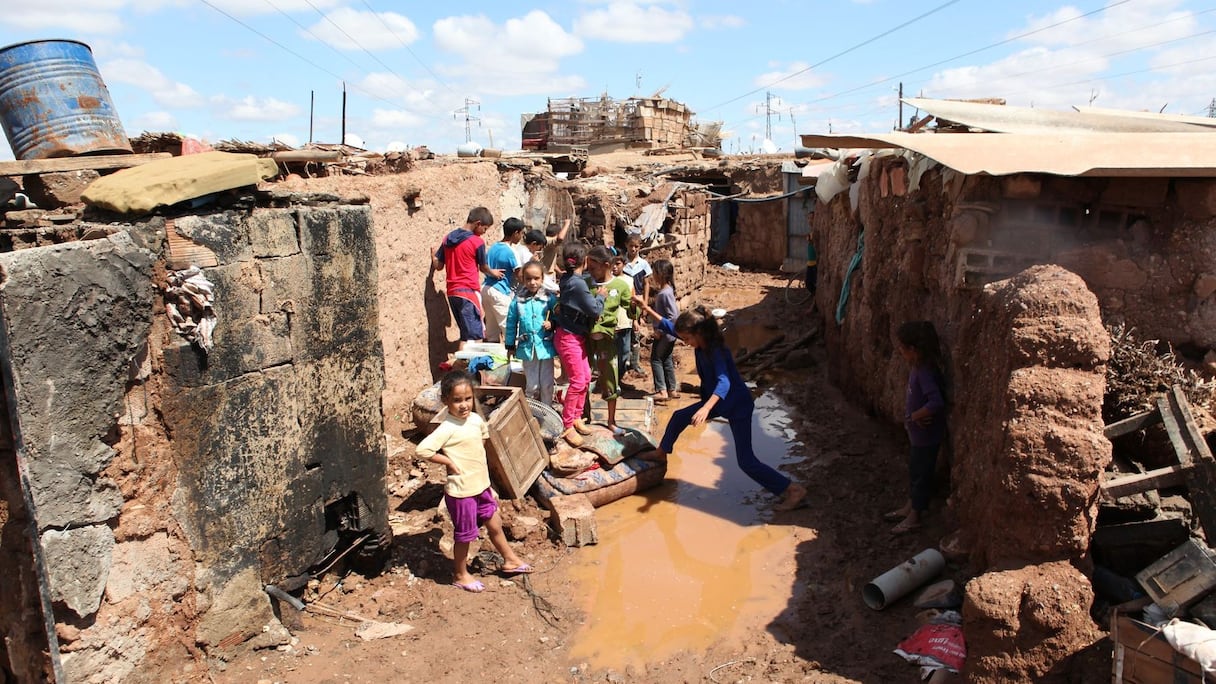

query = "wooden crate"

[428,386,549,499]
[589,396,654,433]
[1112,614,1205,683]
[475,387,548,499]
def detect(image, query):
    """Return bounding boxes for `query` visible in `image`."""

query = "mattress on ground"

[533,456,667,509]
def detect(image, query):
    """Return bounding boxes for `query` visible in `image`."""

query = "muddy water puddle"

[566,393,809,668]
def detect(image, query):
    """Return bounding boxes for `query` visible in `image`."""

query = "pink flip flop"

[501,563,533,576]
[453,579,485,593]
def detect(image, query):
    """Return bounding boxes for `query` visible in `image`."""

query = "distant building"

[521,94,719,152]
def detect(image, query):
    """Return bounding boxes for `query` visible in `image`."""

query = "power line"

[359,0,456,93]
[794,0,1139,113]
[198,0,420,111]
[721,3,1212,132]
[302,0,413,87]
[705,0,963,112]
[262,0,366,73]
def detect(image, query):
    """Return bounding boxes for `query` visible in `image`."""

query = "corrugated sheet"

[903,97,1211,133]
[797,131,1216,177]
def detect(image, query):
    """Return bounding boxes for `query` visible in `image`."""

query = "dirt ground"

[213,266,991,684]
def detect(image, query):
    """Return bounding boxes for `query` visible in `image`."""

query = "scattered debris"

[164,266,216,353]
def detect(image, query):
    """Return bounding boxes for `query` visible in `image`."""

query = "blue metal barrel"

[0,39,131,160]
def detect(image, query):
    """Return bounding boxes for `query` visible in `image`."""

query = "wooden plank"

[0,152,171,176]
[1104,409,1163,439]
[1159,390,1216,540]
[1100,464,1188,499]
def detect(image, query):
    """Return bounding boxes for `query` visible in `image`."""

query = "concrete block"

[207,261,263,321]
[23,170,99,208]
[0,233,154,530]
[161,313,293,387]
[5,209,46,229]
[42,525,114,618]
[247,209,300,258]
[174,214,253,265]
[549,493,598,546]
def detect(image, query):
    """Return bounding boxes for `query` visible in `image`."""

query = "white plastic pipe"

[863,548,945,610]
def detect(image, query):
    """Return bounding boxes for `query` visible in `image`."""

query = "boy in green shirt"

[586,245,636,434]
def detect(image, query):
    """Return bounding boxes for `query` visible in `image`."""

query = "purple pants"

[445,487,498,543]
[556,328,591,429]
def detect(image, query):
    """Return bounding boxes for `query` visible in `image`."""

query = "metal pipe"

[264,584,305,611]
[862,548,945,610]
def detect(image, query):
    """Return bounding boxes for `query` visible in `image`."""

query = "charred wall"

[0,197,388,682]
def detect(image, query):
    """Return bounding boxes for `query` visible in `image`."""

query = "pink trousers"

[555,328,590,429]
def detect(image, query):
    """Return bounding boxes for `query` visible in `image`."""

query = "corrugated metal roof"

[796,131,1216,177]
[903,97,1212,133]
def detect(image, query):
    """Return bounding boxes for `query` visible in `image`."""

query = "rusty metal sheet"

[797,131,1216,177]
[903,97,1210,134]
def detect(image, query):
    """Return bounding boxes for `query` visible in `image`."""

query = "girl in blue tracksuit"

[633,302,807,511]
[504,261,557,405]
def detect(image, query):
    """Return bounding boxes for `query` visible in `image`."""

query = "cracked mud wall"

[0,199,389,682]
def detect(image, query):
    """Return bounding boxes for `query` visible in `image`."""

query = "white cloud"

[575,1,694,43]
[2,0,125,33]
[213,95,301,122]
[700,15,745,30]
[919,0,1213,112]
[131,111,178,131]
[433,11,585,95]
[371,108,425,129]
[754,61,829,91]
[304,8,419,51]
[101,58,205,108]
[270,132,300,147]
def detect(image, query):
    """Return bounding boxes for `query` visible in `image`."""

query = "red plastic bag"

[894,623,966,673]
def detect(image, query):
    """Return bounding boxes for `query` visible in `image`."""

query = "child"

[504,261,557,405]
[553,243,604,447]
[524,229,559,293]
[610,255,635,383]
[884,321,946,535]
[587,246,635,433]
[634,259,679,403]
[635,306,807,511]
[540,218,572,278]
[415,370,532,592]
[621,234,651,373]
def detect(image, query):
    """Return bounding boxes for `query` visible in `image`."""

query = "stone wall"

[0,197,389,681]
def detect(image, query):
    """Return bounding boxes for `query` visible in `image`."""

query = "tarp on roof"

[1072,105,1216,129]
[797,131,1216,177]
[903,97,1212,134]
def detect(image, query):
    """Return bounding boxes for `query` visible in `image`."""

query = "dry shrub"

[1105,323,1215,422]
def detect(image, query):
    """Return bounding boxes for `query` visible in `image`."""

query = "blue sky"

[2,0,1216,159]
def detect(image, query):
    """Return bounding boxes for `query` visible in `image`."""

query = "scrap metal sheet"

[797,131,1216,177]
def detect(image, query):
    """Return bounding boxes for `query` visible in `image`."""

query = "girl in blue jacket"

[634,303,807,511]
[505,261,557,405]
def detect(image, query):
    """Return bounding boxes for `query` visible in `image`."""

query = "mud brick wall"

[0,200,389,682]
[667,188,710,302]
[724,201,786,269]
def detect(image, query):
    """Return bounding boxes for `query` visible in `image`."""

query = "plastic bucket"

[0,39,132,160]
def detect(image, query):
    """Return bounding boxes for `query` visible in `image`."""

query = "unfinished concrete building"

[522,95,708,152]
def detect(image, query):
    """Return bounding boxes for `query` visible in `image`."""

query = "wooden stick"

[1100,464,1188,499]
[0,152,171,176]
[735,334,785,366]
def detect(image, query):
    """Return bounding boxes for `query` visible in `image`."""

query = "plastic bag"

[894,623,966,673]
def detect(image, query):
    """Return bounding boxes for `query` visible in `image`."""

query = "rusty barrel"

[0,39,131,160]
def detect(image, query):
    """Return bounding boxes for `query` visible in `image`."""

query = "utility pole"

[453,98,481,143]
[898,82,903,131]
[1208,98,1216,118]
[789,108,797,144]
[756,91,778,141]
[340,82,347,146]
[309,90,315,144]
